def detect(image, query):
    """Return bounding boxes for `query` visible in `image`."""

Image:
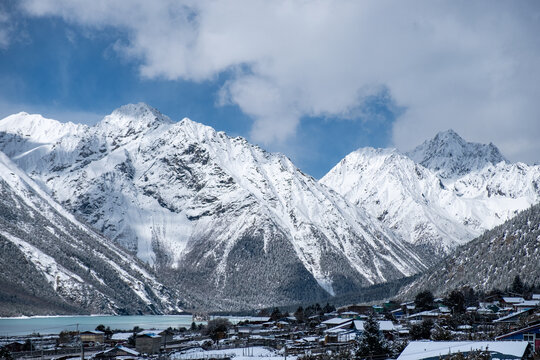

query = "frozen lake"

[0,315,198,336]
[0,314,263,336]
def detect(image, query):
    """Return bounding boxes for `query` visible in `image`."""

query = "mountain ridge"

[321,131,540,257]
[0,103,427,310]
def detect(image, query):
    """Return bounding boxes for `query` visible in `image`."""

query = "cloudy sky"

[0,1,539,177]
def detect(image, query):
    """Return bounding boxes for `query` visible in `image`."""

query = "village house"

[515,300,540,311]
[339,311,359,319]
[496,322,540,353]
[1,341,26,353]
[135,333,162,354]
[80,330,105,343]
[323,319,399,344]
[502,297,526,307]
[493,308,535,324]
[139,329,173,347]
[390,307,405,320]
[397,341,531,360]
[94,345,140,359]
[403,309,443,323]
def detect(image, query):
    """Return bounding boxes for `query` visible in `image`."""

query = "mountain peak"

[433,129,465,143]
[406,129,506,178]
[96,103,172,138]
[111,103,169,120]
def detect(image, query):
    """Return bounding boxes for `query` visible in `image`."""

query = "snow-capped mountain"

[400,202,540,298]
[0,104,427,310]
[0,151,180,316]
[406,129,507,179]
[320,131,540,256]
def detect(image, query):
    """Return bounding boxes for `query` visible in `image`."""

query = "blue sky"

[1,1,539,177]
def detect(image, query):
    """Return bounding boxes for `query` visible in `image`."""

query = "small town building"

[135,333,162,354]
[340,311,359,318]
[391,308,405,320]
[397,340,530,360]
[515,300,540,310]
[404,310,441,322]
[139,329,173,346]
[496,323,540,352]
[1,341,26,352]
[502,297,526,306]
[493,308,534,324]
[80,330,105,343]
[321,317,352,328]
[94,345,140,359]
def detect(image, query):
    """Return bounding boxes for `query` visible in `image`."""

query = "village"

[1,286,540,360]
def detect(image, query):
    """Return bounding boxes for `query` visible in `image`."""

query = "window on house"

[523,333,535,344]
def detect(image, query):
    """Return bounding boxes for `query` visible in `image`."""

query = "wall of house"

[136,337,161,354]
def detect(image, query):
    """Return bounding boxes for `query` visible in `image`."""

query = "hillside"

[0,151,180,316]
[400,202,540,298]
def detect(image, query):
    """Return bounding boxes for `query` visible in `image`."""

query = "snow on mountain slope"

[0,103,427,309]
[406,129,506,179]
[320,148,476,254]
[400,202,540,299]
[320,132,540,257]
[0,151,180,316]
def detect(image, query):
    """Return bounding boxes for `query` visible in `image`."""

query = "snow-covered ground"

[172,347,296,360]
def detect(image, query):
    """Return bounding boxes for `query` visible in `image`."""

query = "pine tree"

[294,306,305,323]
[415,290,435,311]
[511,275,524,295]
[356,313,387,358]
[270,307,282,321]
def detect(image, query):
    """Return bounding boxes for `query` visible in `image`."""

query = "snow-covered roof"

[502,297,525,304]
[325,320,354,333]
[136,333,161,339]
[404,310,440,319]
[245,316,270,322]
[140,329,166,335]
[114,346,140,356]
[81,330,104,335]
[496,322,540,340]
[353,320,397,332]
[322,317,352,326]
[532,294,540,300]
[111,332,131,340]
[515,300,539,307]
[493,308,531,323]
[325,327,350,334]
[340,311,359,315]
[397,341,529,360]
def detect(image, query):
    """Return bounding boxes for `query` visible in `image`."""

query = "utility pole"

[77,323,84,360]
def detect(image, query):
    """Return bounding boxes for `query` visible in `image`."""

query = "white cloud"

[0,8,12,48]
[19,0,540,163]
